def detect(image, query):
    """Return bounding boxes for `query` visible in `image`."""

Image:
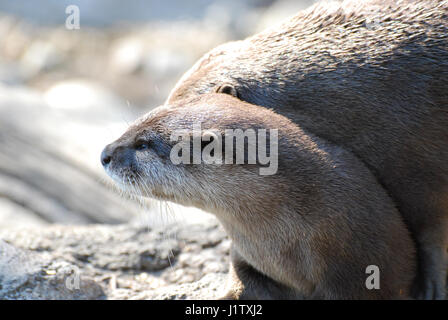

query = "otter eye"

[134,139,150,151]
[216,84,238,98]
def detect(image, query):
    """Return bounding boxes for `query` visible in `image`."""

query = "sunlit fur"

[103,94,416,299]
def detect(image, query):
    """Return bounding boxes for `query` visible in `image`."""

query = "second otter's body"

[166,0,448,299]
[102,94,416,299]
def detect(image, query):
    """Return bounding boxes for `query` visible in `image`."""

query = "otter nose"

[101,146,112,167]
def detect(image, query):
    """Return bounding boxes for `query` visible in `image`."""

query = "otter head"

[101,106,182,202]
[101,94,282,214]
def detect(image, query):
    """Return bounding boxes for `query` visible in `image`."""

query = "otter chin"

[101,93,416,300]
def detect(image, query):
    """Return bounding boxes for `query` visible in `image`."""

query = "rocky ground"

[0,219,230,300]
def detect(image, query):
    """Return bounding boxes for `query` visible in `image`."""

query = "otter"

[101,93,416,299]
[165,0,448,299]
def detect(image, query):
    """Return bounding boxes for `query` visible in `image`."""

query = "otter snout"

[101,146,112,166]
[101,142,135,169]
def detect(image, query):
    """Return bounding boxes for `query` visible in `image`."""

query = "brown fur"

[166,0,448,299]
[102,94,416,299]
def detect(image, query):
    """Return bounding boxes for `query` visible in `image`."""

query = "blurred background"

[0,0,314,229]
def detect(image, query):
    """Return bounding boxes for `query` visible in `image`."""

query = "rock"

[0,219,230,300]
[109,37,145,75]
[143,48,191,79]
[0,84,141,225]
[0,62,26,85]
[141,273,227,300]
[21,41,63,77]
[0,240,104,300]
[0,16,31,60]
[43,79,127,114]
[0,197,49,229]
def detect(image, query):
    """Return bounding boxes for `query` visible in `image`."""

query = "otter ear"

[216,84,238,98]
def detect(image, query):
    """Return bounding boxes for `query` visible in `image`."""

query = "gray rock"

[141,273,227,300]
[0,62,26,85]
[0,84,142,226]
[109,37,145,75]
[0,197,49,229]
[0,240,104,300]
[0,219,230,300]
[21,41,64,77]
